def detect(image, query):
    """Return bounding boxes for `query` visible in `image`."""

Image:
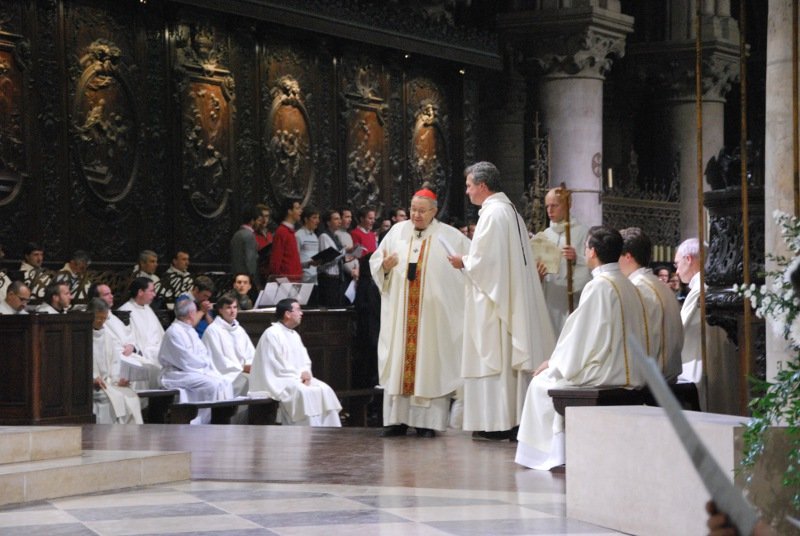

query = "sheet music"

[530,232,560,274]
[630,337,759,536]
[437,235,456,257]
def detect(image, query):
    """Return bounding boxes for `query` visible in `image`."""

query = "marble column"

[764,0,797,380]
[627,2,740,239]
[497,3,634,227]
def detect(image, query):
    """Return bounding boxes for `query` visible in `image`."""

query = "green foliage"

[735,210,800,510]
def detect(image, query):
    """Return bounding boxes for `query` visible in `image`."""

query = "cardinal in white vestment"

[370,187,471,437]
[118,278,164,388]
[448,162,555,439]
[88,298,143,424]
[619,228,683,382]
[536,188,592,335]
[674,238,738,413]
[202,294,254,396]
[516,226,648,470]
[158,298,233,422]
[249,299,341,427]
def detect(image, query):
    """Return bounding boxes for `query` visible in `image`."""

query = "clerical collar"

[592,262,620,277]
[549,219,575,235]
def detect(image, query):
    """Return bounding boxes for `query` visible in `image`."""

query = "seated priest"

[202,293,254,396]
[0,281,31,314]
[37,281,72,314]
[249,298,342,427]
[88,298,143,424]
[118,277,164,388]
[515,226,648,470]
[158,297,233,423]
[618,227,683,382]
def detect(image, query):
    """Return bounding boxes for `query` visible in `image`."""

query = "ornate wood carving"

[175,22,235,220]
[406,76,451,216]
[340,54,387,212]
[72,38,139,204]
[0,26,27,208]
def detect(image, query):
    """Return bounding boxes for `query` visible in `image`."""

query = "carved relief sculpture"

[265,74,313,205]
[406,77,450,213]
[73,39,138,204]
[341,59,387,211]
[175,23,234,219]
[0,28,27,207]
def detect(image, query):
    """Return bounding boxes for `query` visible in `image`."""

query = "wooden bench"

[336,387,383,427]
[168,397,279,425]
[136,389,180,423]
[548,382,702,419]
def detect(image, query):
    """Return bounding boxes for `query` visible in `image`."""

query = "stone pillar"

[627,3,740,239]
[764,0,797,380]
[477,72,528,206]
[498,2,634,227]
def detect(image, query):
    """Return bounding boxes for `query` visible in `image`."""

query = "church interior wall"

[0,0,482,271]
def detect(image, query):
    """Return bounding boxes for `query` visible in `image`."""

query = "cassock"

[629,267,683,382]
[158,320,233,410]
[202,315,254,396]
[539,219,591,335]
[370,219,471,431]
[249,322,341,427]
[460,192,556,432]
[103,312,150,389]
[678,272,738,413]
[515,262,648,470]
[118,300,164,388]
[92,327,143,424]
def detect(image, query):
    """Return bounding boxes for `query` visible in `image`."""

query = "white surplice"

[629,267,683,382]
[249,322,341,427]
[92,328,143,424]
[370,219,471,431]
[460,192,556,432]
[0,299,27,314]
[678,272,738,413]
[202,315,254,396]
[540,219,591,335]
[158,320,234,408]
[516,262,648,470]
[118,299,164,388]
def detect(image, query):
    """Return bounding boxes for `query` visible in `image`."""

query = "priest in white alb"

[88,298,143,424]
[619,227,683,382]
[158,298,233,423]
[118,277,164,388]
[370,186,471,438]
[447,162,555,440]
[249,299,342,427]
[515,226,648,470]
[535,187,591,335]
[202,293,254,396]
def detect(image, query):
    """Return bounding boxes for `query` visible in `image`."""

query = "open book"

[530,233,561,274]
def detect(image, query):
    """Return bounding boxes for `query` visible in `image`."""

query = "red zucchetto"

[414,188,437,200]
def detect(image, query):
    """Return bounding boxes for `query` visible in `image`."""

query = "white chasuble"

[370,219,470,430]
[249,322,341,427]
[460,192,556,432]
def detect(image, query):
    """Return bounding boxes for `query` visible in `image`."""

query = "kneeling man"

[249,298,342,426]
[515,226,647,470]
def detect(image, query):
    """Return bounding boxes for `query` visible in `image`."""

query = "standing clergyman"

[448,161,555,441]
[370,185,471,438]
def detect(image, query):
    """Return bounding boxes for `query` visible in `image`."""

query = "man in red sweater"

[269,197,303,280]
[350,206,377,254]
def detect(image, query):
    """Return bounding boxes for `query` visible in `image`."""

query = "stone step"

[0,426,81,465]
[0,449,191,507]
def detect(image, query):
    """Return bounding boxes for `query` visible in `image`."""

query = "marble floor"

[0,425,624,535]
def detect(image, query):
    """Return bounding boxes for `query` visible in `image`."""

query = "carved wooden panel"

[261,45,315,207]
[406,75,452,217]
[340,53,388,212]
[0,27,27,208]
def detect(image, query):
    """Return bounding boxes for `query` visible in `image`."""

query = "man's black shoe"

[415,428,436,438]
[471,430,511,441]
[380,424,409,437]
